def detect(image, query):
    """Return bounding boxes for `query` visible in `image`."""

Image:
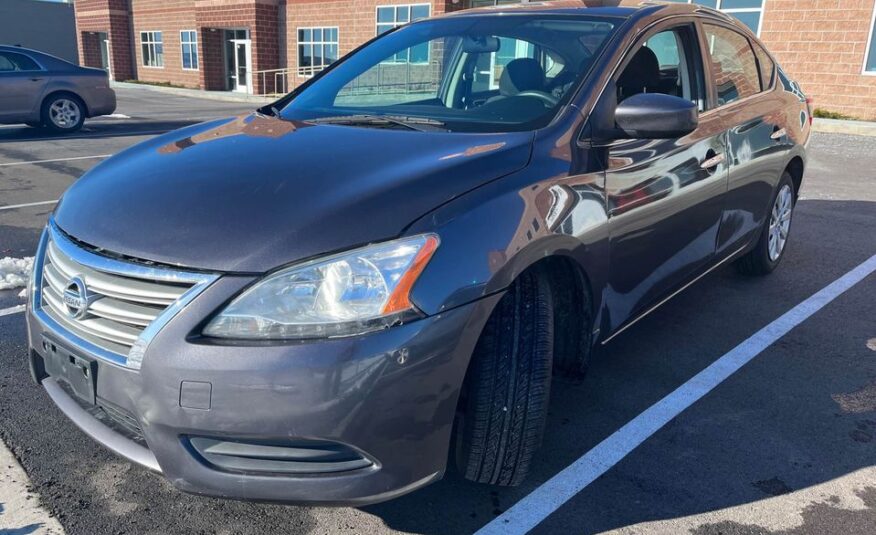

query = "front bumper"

[27,272,499,505]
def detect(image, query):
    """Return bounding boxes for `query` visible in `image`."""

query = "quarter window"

[181,30,198,70]
[141,31,164,67]
[298,27,339,77]
[0,51,40,72]
[376,4,430,63]
[752,42,774,89]
[703,24,761,106]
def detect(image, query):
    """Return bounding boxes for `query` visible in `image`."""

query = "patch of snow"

[0,256,33,291]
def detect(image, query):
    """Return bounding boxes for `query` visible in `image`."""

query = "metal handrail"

[253,67,291,96]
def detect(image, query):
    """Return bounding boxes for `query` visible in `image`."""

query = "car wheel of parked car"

[737,171,796,275]
[455,269,553,486]
[42,94,85,133]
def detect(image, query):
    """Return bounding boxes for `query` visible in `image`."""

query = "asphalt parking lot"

[1,86,875,535]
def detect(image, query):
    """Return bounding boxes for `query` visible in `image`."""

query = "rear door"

[602,20,729,328]
[0,51,48,121]
[700,23,790,256]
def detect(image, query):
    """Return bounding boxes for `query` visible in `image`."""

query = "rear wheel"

[736,171,796,275]
[455,269,553,486]
[41,94,85,133]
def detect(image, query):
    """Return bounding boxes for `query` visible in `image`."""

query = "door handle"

[770,127,787,140]
[30,77,43,82]
[700,152,725,170]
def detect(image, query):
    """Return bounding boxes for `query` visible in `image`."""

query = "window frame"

[140,30,164,68]
[297,26,340,77]
[0,51,45,73]
[864,0,876,75]
[699,21,764,110]
[375,3,432,64]
[664,0,766,36]
[180,30,199,71]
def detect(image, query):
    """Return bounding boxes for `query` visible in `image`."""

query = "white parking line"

[0,200,58,212]
[476,253,876,535]
[0,305,26,317]
[0,154,111,167]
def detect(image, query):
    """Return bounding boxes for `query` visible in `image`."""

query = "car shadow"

[364,199,876,534]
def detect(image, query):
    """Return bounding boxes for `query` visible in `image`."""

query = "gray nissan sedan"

[26,1,809,505]
[0,44,116,133]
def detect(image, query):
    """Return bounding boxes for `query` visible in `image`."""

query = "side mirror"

[614,93,698,139]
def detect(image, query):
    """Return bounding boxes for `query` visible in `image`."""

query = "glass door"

[230,38,252,93]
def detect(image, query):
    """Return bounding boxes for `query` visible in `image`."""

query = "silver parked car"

[0,45,116,133]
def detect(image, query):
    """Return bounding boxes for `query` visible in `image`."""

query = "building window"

[865,2,876,74]
[376,4,430,63]
[140,31,164,68]
[298,27,339,77]
[665,0,765,35]
[181,30,198,70]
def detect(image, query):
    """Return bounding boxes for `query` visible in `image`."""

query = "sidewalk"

[812,118,876,137]
[0,438,64,534]
[111,81,275,105]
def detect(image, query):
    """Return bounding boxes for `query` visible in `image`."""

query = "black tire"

[551,267,593,379]
[41,93,86,133]
[455,269,553,486]
[736,171,796,276]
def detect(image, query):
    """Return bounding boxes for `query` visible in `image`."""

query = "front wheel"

[736,171,796,276]
[41,94,85,133]
[455,269,553,486]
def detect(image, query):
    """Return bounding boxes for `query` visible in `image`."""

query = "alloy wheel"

[768,184,793,261]
[49,99,82,129]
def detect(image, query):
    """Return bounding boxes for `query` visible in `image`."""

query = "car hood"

[54,114,533,272]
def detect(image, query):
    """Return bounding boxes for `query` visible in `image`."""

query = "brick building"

[73,0,876,119]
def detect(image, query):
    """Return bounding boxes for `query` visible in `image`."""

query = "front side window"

[280,15,619,132]
[298,27,339,77]
[376,4,431,63]
[703,24,761,106]
[181,30,198,70]
[141,31,164,67]
[617,26,705,111]
[0,52,40,72]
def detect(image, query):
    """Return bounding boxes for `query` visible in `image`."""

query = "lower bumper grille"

[188,437,373,475]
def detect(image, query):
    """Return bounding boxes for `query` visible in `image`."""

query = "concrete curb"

[0,438,65,534]
[812,118,876,137]
[111,81,275,104]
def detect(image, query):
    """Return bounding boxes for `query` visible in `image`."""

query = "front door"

[230,39,252,93]
[601,23,729,330]
[0,51,47,121]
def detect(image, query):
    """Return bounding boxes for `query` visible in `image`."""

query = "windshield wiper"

[308,114,447,132]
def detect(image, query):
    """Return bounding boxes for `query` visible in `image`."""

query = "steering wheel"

[516,90,559,107]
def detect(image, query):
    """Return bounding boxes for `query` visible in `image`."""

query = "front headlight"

[203,234,439,340]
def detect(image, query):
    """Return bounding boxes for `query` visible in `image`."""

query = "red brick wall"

[760,0,876,120]
[282,0,460,91]
[74,0,134,81]
[131,0,201,88]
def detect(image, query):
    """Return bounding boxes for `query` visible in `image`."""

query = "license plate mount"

[42,337,98,405]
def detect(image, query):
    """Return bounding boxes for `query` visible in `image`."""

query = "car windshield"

[278,15,620,133]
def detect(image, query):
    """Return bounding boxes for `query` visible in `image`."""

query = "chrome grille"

[34,220,218,369]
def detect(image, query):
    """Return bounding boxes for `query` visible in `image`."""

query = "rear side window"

[0,51,40,72]
[703,24,761,106]
[752,42,774,89]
